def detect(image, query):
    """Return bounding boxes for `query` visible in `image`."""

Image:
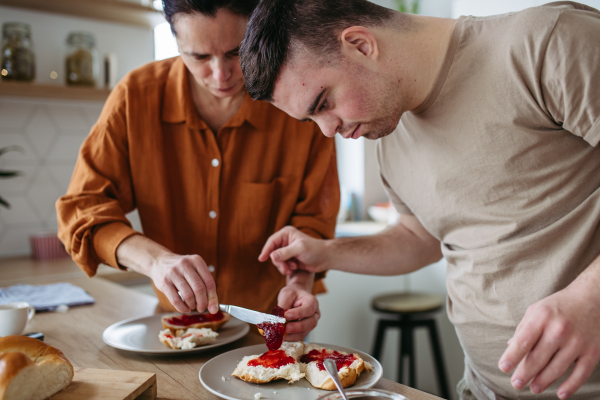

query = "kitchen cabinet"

[0,80,111,101]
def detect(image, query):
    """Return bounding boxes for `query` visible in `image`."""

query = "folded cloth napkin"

[0,283,95,311]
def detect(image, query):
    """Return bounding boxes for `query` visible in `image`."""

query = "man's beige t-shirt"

[377,2,600,399]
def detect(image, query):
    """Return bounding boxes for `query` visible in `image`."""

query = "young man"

[240,0,600,399]
[56,0,340,341]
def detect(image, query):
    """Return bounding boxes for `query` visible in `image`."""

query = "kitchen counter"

[18,276,443,400]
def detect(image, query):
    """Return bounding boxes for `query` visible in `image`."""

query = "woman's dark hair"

[163,0,259,34]
[240,0,396,102]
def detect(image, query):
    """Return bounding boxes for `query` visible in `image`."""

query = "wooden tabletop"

[16,274,442,400]
[0,256,149,287]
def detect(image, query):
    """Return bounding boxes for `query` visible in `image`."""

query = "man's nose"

[316,115,341,138]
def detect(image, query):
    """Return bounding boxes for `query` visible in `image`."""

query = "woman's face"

[173,10,247,99]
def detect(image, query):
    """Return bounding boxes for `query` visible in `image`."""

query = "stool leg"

[425,319,450,399]
[405,321,416,388]
[371,319,389,361]
[398,320,406,384]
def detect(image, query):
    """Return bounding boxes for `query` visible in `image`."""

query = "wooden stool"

[371,292,450,399]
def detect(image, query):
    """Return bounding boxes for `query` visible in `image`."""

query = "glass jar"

[1,22,36,82]
[65,31,98,87]
[316,389,409,400]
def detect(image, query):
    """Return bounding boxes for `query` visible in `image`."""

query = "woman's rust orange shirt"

[56,57,339,313]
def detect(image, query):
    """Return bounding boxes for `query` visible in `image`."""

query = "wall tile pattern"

[0,97,141,257]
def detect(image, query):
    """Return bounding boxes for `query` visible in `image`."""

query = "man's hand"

[278,284,320,341]
[258,226,330,275]
[498,284,600,399]
[149,253,219,314]
[116,235,219,314]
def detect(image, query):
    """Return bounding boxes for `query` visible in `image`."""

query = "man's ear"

[340,26,379,61]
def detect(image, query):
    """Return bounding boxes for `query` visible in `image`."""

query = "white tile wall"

[0,97,142,257]
[0,97,96,256]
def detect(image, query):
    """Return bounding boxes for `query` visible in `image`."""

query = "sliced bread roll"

[0,336,74,400]
[162,311,231,332]
[158,328,218,350]
[232,341,305,384]
[300,344,372,390]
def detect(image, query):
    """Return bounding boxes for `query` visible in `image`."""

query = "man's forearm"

[324,220,442,276]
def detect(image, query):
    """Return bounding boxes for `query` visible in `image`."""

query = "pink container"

[29,232,69,261]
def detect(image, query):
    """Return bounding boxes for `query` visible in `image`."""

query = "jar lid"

[66,31,96,46]
[2,22,31,37]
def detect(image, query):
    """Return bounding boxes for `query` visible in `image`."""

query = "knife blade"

[219,304,286,325]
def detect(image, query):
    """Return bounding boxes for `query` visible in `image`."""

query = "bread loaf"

[0,336,74,400]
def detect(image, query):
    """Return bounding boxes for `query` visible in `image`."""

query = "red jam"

[247,350,295,369]
[300,349,357,371]
[257,306,286,351]
[166,312,224,326]
[163,334,174,339]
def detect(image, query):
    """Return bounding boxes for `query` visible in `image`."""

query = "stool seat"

[372,292,444,314]
[371,292,450,399]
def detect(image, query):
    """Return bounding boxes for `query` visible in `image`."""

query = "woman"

[56,0,339,340]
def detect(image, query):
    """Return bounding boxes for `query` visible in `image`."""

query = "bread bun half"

[158,328,218,350]
[0,336,74,400]
[300,344,372,390]
[162,312,231,332]
[232,341,305,384]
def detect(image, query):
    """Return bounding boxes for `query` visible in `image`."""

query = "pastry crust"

[0,336,74,400]
[158,328,218,349]
[162,312,231,332]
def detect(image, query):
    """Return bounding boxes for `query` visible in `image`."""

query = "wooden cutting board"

[50,368,157,400]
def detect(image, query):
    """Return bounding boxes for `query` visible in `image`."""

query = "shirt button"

[209,210,217,219]
[211,158,219,167]
[208,265,215,273]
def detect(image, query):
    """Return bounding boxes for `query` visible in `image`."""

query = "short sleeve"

[541,6,600,146]
[375,140,414,215]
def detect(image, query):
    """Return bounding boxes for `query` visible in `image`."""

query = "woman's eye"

[194,55,209,61]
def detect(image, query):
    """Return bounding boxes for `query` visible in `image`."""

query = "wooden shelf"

[0,81,111,102]
[0,0,165,29]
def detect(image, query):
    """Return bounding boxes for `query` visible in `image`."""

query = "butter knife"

[219,304,286,325]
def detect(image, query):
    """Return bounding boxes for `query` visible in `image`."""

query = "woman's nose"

[212,58,232,82]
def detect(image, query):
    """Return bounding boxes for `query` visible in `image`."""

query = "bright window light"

[154,21,179,60]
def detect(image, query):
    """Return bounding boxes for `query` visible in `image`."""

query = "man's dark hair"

[240,0,396,102]
[163,0,259,34]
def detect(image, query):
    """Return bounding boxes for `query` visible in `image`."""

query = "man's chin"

[363,129,394,140]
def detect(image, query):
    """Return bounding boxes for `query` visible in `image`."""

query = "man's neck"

[377,14,457,112]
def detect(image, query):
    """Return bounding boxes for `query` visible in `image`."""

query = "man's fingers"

[259,228,292,262]
[190,256,219,313]
[499,315,545,373]
[172,274,196,311]
[510,327,564,390]
[163,282,190,313]
[556,351,600,399]
[284,295,318,321]
[529,342,580,394]
[284,311,320,341]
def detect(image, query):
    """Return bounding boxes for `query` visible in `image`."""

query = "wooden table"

[7,273,442,399]
[0,256,149,287]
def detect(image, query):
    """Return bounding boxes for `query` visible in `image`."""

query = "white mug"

[0,302,36,337]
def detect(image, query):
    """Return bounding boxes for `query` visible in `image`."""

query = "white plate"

[199,343,383,400]
[102,313,249,354]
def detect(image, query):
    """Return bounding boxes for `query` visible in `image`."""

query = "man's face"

[272,53,404,140]
[174,10,247,98]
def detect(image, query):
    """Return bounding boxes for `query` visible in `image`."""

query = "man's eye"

[318,99,328,112]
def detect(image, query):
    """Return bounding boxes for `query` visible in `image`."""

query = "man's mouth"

[342,124,361,139]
